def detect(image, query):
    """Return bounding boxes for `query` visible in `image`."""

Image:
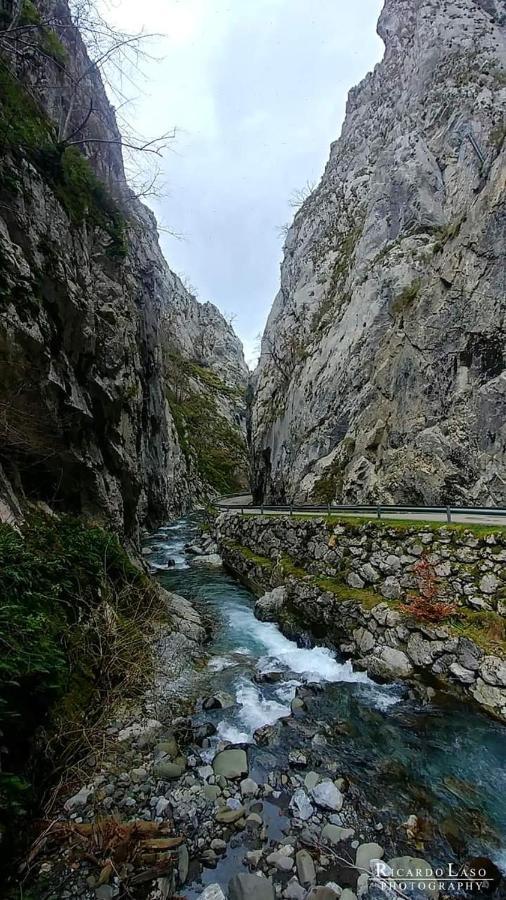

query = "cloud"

[103,0,384,366]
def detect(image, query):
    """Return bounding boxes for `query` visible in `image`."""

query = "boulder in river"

[311,781,343,811]
[192,553,223,566]
[255,586,287,621]
[228,873,275,900]
[213,748,248,779]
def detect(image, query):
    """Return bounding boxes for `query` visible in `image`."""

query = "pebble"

[241,777,259,797]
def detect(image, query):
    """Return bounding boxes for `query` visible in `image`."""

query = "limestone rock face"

[0,0,247,537]
[251,0,506,506]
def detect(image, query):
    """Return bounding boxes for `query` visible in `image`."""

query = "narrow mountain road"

[217,495,506,527]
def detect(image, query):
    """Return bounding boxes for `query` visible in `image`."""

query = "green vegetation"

[391,279,422,316]
[0,513,166,868]
[432,218,464,254]
[168,389,247,493]
[0,66,127,259]
[228,540,505,656]
[313,575,383,609]
[224,540,274,571]
[448,607,506,657]
[165,351,248,494]
[312,442,355,503]
[262,512,506,537]
[18,0,67,64]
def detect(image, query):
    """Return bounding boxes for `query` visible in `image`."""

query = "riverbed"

[146,515,506,894]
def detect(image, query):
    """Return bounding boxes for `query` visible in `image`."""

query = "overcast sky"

[105,0,384,365]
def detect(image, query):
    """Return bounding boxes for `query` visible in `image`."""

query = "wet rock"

[228,873,276,900]
[194,722,217,745]
[246,850,264,868]
[295,849,316,886]
[213,748,248,779]
[255,586,287,621]
[192,553,223,566]
[254,724,277,745]
[203,691,234,710]
[311,781,343,811]
[289,789,314,821]
[340,891,357,900]
[255,670,284,684]
[211,838,227,854]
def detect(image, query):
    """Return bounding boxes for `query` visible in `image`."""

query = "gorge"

[0,0,505,898]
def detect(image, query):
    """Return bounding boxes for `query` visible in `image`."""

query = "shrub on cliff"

[0,512,165,871]
[401,556,456,623]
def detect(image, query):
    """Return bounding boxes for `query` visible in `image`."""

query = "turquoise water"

[146,516,506,875]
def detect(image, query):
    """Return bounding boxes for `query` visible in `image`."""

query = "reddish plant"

[401,556,456,623]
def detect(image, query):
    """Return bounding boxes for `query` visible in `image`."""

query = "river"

[145,515,506,894]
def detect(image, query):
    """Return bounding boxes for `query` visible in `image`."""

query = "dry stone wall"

[216,513,506,722]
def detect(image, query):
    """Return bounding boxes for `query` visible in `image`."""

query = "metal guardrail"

[215,495,506,523]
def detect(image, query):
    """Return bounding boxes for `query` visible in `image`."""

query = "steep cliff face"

[161,279,250,496]
[252,0,506,506]
[0,0,247,538]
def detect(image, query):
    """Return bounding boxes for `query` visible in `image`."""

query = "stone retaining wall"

[216,514,506,723]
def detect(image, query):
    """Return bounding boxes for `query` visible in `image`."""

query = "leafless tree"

[289,179,316,210]
[0,0,175,195]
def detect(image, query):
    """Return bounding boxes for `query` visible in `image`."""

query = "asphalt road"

[216,496,506,527]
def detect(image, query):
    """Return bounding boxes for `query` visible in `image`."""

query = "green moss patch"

[0,66,127,259]
[165,351,248,495]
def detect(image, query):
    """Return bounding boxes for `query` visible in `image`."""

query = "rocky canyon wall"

[251,0,506,507]
[0,0,247,540]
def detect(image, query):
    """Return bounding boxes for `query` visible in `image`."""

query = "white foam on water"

[207,656,236,672]
[235,678,291,735]
[217,721,250,744]
[226,603,370,684]
[275,680,300,704]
